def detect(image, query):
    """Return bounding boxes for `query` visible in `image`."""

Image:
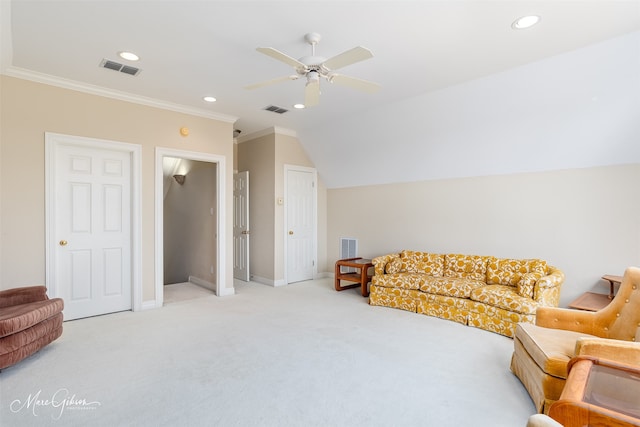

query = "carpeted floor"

[0,278,535,426]
[164,281,215,304]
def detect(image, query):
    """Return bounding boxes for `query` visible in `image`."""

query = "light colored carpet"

[164,282,215,304]
[0,278,535,426]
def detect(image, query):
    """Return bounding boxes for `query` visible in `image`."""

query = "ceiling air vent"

[99,59,141,76]
[264,105,288,114]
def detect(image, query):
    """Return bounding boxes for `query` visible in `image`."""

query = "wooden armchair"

[510,266,640,414]
[0,286,64,370]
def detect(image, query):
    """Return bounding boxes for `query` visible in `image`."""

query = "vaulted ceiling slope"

[2,1,639,188]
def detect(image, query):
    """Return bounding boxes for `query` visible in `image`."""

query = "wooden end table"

[568,274,623,312]
[601,274,623,299]
[334,257,374,297]
[549,356,640,427]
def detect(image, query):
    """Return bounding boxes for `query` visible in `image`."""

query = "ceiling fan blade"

[256,47,307,70]
[329,74,381,94]
[244,75,299,90]
[322,46,373,71]
[305,80,320,107]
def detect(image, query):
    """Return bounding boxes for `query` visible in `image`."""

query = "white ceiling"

[2,1,640,186]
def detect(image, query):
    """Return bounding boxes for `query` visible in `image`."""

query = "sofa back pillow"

[517,272,543,298]
[400,250,444,276]
[443,254,489,281]
[385,256,402,274]
[486,258,548,286]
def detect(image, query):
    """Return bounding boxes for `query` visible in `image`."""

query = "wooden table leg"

[360,267,370,297]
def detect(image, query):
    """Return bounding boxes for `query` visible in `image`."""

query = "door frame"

[45,132,143,311]
[155,148,230,305]
[283,164,317,284]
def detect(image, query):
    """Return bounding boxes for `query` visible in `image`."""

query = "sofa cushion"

[385,256,402,274]
[419,276,486,299]
[517,272,542,298]
[0,299,64,338]
[486,258,548,287]
[443,254,489,281]
[470,284,538,315]
[372,273,421,290]
[400,250,444,276]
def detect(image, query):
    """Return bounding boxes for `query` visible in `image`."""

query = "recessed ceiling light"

[293,104,305,109]
[512,15,540,30]
[203,96,217,103]
[118,51,140,61]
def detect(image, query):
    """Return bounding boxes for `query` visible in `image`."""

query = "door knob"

[59,240,68,246]
[288,230,294,235]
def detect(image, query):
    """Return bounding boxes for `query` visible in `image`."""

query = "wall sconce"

[173,174,186,185]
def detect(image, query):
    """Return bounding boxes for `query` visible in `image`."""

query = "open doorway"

[163,157,217,303]
[155,148,230,307]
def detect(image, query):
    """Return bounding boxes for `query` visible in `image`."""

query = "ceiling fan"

[245,32,380,107]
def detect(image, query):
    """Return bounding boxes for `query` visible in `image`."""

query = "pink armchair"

[0,286,64,369]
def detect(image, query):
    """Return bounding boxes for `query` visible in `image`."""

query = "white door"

[286,168,315,283]
[233,171,250,281]
[54,143,132,320]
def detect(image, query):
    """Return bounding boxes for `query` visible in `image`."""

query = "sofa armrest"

[537,267,565,289]
[0,286,49,308]
[532,266,564,305]
[575,337,640,365]
[372,254,398,276]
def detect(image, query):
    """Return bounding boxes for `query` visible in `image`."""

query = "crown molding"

[2,66,238,123]
[236,126,297,144]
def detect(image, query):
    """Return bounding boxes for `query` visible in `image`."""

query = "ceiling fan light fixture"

[512,15,540,30]
[306,71,320,84]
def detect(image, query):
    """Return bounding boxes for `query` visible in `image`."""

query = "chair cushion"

[0,299,64,338]
[0,314,63,369]
[514,322,597,379]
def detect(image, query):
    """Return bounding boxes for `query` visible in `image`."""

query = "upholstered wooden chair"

[510,266,640,414]
[0,286,64,369]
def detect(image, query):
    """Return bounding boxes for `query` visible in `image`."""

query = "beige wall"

[164,159,217,288]
[327,164,640,306]
[237,131,327,284]
[0,76,234,301]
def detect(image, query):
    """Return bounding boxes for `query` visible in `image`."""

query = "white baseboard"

[250,275,286,287]
[141,300,160,310]
[188,275,215,291]
[251,274,331,286]
[189,275,235,296]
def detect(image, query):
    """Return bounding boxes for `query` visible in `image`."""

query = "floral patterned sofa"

[369,251,564,337]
